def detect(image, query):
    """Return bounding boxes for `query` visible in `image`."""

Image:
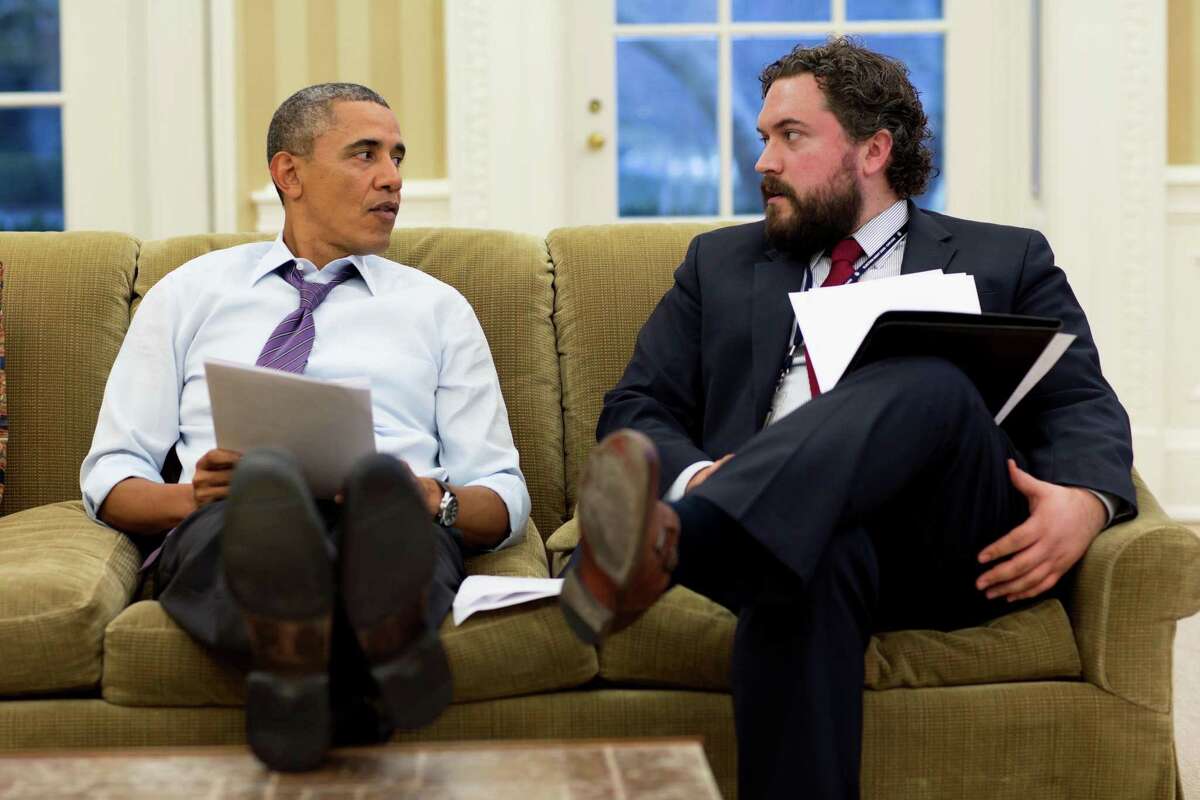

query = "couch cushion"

[549,518,1082,690]
[102,522,599,706]
[597,589,1080,691]
[0,232,138,513]
[0,501,141,694]
[547,223,722,513]
[136,229,565,541]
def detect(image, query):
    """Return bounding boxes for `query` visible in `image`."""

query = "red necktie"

[805,237,866,397]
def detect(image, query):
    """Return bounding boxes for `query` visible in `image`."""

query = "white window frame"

[0,15,66,230]
[445,0,1036,233]
[609,0,950,221]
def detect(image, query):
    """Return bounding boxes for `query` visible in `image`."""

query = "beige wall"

[1169,0,1200,164]
[234,0,446,230]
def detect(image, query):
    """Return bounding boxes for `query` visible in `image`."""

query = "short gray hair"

[266,83,390,164]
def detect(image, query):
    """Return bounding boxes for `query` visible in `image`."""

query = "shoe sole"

[221,448,332,772]
[340,455,452,730]
[561,430,659,644]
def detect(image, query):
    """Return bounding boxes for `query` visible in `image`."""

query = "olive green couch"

[0,227,1197,799]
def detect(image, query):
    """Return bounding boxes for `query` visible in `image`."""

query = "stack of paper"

[205,360,376,498]
[789,271,981,393]
[452,576,564,625]
[788,272,1075,424]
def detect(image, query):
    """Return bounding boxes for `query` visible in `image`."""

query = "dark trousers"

[155,498,466,714]
[673,357,1061,799]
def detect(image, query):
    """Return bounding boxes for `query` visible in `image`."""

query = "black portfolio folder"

[842,311,1064,419]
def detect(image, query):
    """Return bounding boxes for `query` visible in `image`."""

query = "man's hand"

[418,477,443,517]
[192,448,242,507]
[976,459,1108,602]
[686,453,734,493]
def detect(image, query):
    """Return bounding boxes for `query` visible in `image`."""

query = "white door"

[564,0,1039,228]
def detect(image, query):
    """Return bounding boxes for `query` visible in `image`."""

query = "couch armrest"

[1070,474,1200,712]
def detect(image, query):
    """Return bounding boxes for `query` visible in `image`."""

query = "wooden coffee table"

[0,737,723,799]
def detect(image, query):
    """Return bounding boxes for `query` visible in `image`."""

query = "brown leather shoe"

[560,429,680,644]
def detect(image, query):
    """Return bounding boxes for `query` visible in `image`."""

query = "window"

[615,0,945,218]
[0,0,62,231]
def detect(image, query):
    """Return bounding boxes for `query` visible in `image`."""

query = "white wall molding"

[444,0,569,234]
[208,0,238,233]
[61,0,211,237]
[251,179,451,233]
[1165,165,1200,517]
[1040,0,1167,489]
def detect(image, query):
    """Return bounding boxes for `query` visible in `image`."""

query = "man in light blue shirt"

[80,83,530,771]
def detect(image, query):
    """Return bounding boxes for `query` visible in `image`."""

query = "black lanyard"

[765,225,908,426]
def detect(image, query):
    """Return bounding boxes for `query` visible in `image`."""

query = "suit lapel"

[752,250,809,429]
[900,200,958,275]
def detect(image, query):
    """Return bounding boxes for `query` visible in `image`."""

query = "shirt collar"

[849,198,909,257]
[249,234,378,295]
[808,198,909,268]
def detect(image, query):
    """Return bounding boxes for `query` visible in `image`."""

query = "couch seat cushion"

[0,501,141,694]
[550,518,1082,690]
[103,524,598,706]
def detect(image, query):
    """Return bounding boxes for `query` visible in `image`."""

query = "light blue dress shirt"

[80,235,531,548]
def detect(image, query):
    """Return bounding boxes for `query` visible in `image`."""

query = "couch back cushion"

[548,223,720,514]
[137,229,564,539]
[0,233,139,514]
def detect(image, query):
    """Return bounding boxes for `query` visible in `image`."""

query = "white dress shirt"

[664,201,1116,524]
[80,235,531,548]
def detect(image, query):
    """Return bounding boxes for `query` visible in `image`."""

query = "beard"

[761,157,863,261]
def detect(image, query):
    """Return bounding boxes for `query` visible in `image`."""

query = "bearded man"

[560,39,1135,799]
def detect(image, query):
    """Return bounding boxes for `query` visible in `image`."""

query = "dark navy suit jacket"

[597,201,1137,516]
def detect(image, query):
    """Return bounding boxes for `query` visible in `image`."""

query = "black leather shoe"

[340,454,452,730]
[221,448,333,772]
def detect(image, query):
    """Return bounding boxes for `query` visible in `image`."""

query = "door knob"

[587,132,606,150]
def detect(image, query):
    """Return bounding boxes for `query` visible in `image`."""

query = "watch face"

[440,491,459,527]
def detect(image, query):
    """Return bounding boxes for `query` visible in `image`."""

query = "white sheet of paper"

[204,359,376,498]
[789,271,981,392]
[991,332,1076,424]
[452,575,564,626]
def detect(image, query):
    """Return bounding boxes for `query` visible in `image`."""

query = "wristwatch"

[434,480,459,527]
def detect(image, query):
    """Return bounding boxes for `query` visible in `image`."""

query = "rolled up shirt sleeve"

[434,295,531,548]
[80,279,184,520]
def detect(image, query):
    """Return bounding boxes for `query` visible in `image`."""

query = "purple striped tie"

[256,260,356,374]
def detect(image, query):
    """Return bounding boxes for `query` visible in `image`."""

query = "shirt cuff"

[81,455,165,521]
[464,474,530,551]
[665,460,714,503]
[1087,489,1117,528]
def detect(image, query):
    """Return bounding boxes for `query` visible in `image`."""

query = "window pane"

[617,38,719,217]
[731,37,824,215]
[860,34,945,211]
[0,0,60,92]
[732,0,829,23]
[0,107,63,231]
[847,0,941,21]
[617,0,715,24]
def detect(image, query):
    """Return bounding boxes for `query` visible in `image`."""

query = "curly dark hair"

[759,37,934,199]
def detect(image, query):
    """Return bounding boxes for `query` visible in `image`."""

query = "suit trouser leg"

[677,356,1034,799]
